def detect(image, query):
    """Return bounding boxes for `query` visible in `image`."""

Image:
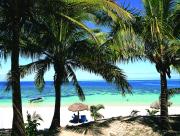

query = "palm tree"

[18,0,134,130]
[90,105,105,121]
[20,26,131,130]
[0,0,35,135]
[0,0,96,133]
[133,0,180,130]
[100,0,179,131]
[0,0,133,133]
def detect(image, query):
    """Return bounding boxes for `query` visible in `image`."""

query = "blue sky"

[0,0,179,81]
[0,58,179,81]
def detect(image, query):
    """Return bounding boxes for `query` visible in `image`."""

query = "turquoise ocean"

[0,80,179,106]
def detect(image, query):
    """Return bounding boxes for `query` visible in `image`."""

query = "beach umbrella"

[68,103,88,122]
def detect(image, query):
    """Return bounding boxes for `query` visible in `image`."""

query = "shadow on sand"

[64,115,180,136]
[1,115,180,136]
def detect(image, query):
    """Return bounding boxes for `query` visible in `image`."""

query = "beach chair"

[69,115,79,123]
[79,115,88,123]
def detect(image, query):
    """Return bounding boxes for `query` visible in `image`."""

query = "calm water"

[0,80,179,106]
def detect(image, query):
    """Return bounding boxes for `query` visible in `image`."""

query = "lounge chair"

[79,115,88,123]
[69,115,79,123]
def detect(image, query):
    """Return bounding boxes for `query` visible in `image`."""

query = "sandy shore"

[0,105,180,129]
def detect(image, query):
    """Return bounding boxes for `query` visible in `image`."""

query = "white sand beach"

[1,105,180,129]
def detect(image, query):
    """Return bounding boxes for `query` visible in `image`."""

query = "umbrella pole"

[78,111,79,123]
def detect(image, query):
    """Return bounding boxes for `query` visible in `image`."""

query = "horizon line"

[0,79,179,82]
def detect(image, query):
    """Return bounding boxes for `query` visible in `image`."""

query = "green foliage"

[130,110,140,117]
[132,0,180,129]
[139,0,180,75]
[1,0,134,131]
[90,104,105,121]
[25,112,43,136]
[146,109,159,116]
[168,88,180,99]
[16,0,132,130]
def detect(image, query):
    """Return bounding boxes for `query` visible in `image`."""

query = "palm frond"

[66,64,85,101]
[20,58,51,91]
[79,60,131,94]
[5,71,12,91]
[168,88,180,99]
[34,62,50,91]
[90,104,105,121]
[110,27,145,62]
[58,13,98,43]
[94,112,104,119]
[95,104,105,111]
[172,65,180,73]
[19,58,51,78]
[102,0,134,23]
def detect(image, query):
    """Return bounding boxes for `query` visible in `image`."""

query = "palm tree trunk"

[11,19,25,136]
[160,71,171,130]
[49,64,62,130]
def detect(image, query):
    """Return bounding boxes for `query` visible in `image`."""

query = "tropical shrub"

[90,104,105,121]
[146,109,159,116]
[25,112,43,136]
[130,110,140,117]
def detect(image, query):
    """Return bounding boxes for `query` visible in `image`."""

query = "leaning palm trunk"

[11,20,25,136]
[49,64,62,130]
[160,71,171,130]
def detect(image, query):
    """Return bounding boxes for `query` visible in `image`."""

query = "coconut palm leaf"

[168,88,180,98]
[78,60,131,94]
[91,104,105,111]
[109,27,145,62]
[20,58,51,91]
[66,64,85,101]
[102,0,134,22]
[5,71,12,91]
[19,59,51,78]
[90,104,105,121]
[58,13,98,42]
[172,65,180,73]
[34,63,49,91]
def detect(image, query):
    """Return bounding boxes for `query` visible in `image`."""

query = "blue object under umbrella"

[68,103,88,123]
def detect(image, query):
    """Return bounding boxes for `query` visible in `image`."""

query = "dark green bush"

[25,112,43,136]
